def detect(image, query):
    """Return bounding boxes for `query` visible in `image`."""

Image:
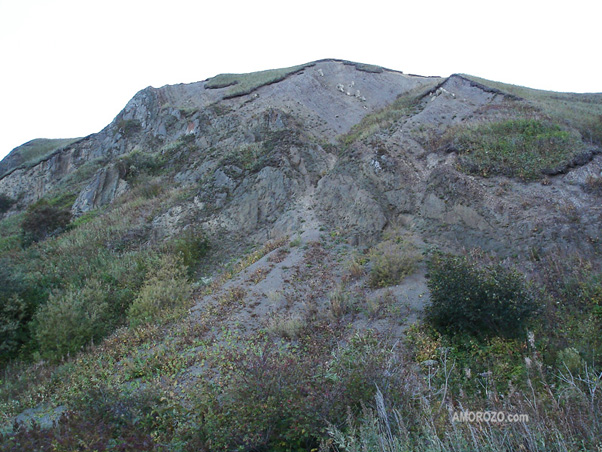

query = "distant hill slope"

[0,137,80,178]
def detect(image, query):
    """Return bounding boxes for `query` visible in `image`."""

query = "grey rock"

[72,164,128,215]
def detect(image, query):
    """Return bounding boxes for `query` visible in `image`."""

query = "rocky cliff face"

[1,59,601,257]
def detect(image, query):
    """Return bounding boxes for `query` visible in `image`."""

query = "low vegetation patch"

[118,148,167,181]
[115,118,142,138]
[453,118,584,180]
[353,62,384,73]
[193,331,396,452]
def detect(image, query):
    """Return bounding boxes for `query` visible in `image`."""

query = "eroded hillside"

[1,59,601,451]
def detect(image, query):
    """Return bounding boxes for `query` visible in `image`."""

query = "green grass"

[206,63,313,98]
[454,118,585,180]
[461,74,602,144]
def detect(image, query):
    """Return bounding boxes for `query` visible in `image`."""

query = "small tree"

[425,253,537,338]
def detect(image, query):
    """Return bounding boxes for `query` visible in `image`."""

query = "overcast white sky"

[0,0,599,160]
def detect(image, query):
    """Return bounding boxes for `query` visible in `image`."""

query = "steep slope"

[1,60,602,451]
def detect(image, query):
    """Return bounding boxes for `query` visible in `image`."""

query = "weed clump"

[265,312,307,339]
[368,239,421,288]
[328,284,355,319]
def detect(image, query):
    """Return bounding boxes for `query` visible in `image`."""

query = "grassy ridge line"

[459,74,602,143]
[205,63,315,99]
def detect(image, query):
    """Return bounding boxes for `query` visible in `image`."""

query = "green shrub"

[368,239,421,288]
[0,294,27,359]
[0,261,38,358]
[21,199,71,246]
[556,347,585,374]
[198,342,322,451]
[127,255,192,327]
[34,280,111,359]
[425,253,537,338]
[0,193,15,214]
